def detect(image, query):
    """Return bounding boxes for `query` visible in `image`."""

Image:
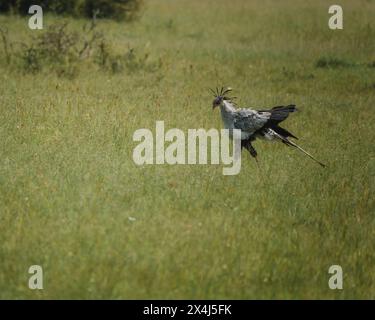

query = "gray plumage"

[233,107,271,138]
[219,100,270,139]
[211,87,325,167]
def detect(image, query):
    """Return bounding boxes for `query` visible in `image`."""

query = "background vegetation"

[0,0,143,20]
[0,0,374,299]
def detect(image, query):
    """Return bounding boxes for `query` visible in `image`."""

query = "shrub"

[0,0,17,12]
[81,0,143,21]
[1,21,103,76]
[0,20,161,77]
[16,0,78,15]
[0,0,143,20]
[315,56,354,69]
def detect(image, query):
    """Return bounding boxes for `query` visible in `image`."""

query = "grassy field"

[0,0,374,299]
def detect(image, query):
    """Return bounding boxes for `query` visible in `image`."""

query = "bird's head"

[210,87,233,109]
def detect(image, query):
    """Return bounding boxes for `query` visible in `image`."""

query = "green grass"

[0,0,374,299]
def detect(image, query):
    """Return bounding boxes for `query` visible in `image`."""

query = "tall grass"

[0,0,374,299]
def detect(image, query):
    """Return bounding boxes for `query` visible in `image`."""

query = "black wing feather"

[257,104,298,139]
[258,104,297,123]
[272,125,298,140]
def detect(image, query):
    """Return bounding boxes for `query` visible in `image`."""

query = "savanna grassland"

[0,0,374,299]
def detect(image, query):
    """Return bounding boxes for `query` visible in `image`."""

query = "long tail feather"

[286,139,326,168]
[272,130,326,167]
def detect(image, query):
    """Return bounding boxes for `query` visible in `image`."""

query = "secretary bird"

[211,87,325,167]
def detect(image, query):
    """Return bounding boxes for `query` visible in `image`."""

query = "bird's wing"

[233,109,271,135]
[257,105,297,124]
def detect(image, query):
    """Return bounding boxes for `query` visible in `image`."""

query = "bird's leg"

[240,140,247,150]
[255,157,261,171]
[248,143,260,170]
[248,143,257,158]
[243,140,260,170]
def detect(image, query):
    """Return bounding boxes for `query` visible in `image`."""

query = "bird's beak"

[212,103,217,110]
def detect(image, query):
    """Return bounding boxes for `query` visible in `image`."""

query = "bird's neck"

[220,100,236,113]
[219,100,236,128]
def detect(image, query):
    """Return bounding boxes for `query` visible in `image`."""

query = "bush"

[315,56,354,69]
[0,0,16,12]
[18,0,78,15]
[0,0,143,20]
[81,0,142,21]
[0,20,161,78]
[0,0,78,15]
[18,22,102,76]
